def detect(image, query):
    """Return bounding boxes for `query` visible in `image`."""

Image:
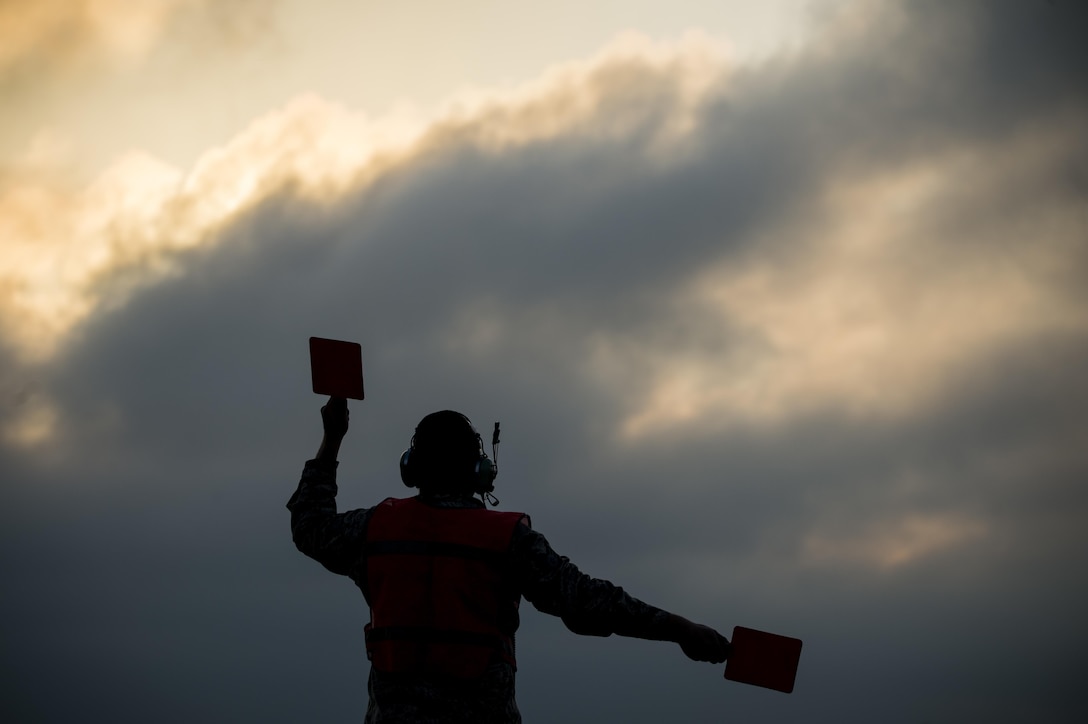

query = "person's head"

[399,410,495,494]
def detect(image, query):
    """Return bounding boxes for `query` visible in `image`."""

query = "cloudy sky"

[2,1,1086,721]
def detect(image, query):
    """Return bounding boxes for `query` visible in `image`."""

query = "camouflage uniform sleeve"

[510,522,672,639]
[286,458,373,576]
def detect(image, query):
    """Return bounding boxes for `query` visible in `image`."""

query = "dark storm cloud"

[2,2,1087,722]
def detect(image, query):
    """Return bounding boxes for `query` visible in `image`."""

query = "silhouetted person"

[288,398,731,723]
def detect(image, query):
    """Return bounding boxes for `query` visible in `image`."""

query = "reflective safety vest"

[363,496,527,678]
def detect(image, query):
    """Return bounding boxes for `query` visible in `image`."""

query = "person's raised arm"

[287,396,370,575]
[315,396,349,462]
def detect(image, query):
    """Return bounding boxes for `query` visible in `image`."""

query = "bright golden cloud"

[0,35,725,364]
[443,31,725,153]
[0,95,411,360]
[612,117,1088,438]
[0,0,186,77]
[0,0,275,80]
[802,512,989,570]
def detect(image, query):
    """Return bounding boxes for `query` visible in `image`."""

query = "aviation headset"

[399,411,499,499]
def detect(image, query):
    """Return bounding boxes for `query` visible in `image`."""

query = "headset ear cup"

[476,457,497,492]
[471,430,496,493]
[399,449,416,488]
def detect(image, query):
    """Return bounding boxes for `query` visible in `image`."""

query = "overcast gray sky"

[2,1,1087,722]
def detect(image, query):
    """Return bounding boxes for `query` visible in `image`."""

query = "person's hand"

[677,620,732,663]
[320,396,349,440]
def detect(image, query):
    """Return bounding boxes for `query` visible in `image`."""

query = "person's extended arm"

[512,522,731,663]
[286,397,372,575]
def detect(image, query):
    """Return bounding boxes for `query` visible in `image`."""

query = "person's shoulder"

[508,513,539,543]
[505,510,531,525]
[484,506,529,525]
